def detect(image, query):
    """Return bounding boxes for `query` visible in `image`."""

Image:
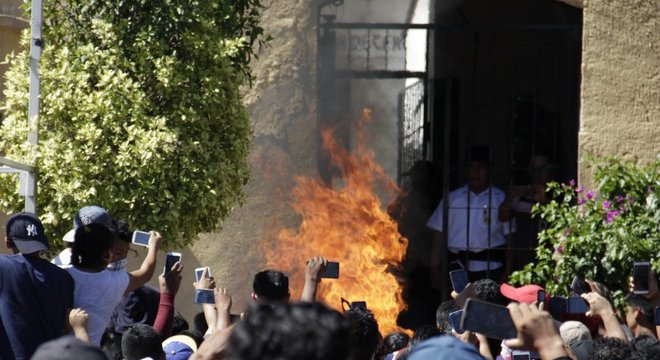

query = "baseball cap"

[32,336,108,360]
[63,205,113,242]
[6,212,49,254]
[560,321,592,347]
[162,334,197,360]
[500,283,544,304]
[568,339,593,360]
[408,335,483,360]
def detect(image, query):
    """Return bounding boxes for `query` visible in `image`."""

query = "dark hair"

[625,294,654,325]
[71,223,115,268]
[345,307,382,360]
[435,300,460,334]
[101,329,123,360]
[633,336,660,360]
[473,279,507,305]
[121,324,164,360]
[589,337,633,360]
[377,332,410,359]
[193,311,208,335]
[226,302,350,360]
[408,325,441,350]
[172,311,189,334]
[252,270,290,303]
[113,220,132,243]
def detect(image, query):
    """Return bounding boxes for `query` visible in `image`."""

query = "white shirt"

[66,267,130,345]
[51,248,72,268]
[427,185,516,271]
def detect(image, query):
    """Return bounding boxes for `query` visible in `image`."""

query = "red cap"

[500,283,544,304]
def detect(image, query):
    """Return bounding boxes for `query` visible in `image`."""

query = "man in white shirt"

[427,146,515,283]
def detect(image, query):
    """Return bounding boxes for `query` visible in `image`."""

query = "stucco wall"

[578,0,660,183]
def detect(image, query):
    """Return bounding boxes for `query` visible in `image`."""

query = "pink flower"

[576,186,584,194]
[602,200,611,209]
[577,198,586,205]
[606,210,620,223]
[586,191,594,200]
[556,245,564,254]
[568,179,576,187]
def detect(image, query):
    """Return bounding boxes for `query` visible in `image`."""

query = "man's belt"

[450,245,507,263]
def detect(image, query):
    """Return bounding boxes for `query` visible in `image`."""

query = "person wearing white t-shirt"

[66,223,162,345]
[427,146,516,284]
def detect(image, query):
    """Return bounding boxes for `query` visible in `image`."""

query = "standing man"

[427,146,515,283]
[0,213,75,359]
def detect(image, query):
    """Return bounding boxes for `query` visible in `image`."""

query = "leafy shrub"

[510,158,660,309]
[0,0,266,246]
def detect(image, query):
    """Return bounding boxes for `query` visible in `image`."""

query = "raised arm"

[69,308,91,343]
[153,261,182,337]
[125,231,163,294]
[581,292,628,342]
[301,257,327,303]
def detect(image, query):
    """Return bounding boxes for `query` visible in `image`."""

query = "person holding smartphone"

[66,222,162,345]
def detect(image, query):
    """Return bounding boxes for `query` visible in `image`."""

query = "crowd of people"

[0,202,658,359]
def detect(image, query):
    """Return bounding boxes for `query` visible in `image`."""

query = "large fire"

[262,108,409,334]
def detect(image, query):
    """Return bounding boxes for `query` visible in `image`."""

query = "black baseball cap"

[32,336,108,360]
[6,212,49,254]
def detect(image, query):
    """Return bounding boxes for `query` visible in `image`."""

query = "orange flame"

[262,108,409,334]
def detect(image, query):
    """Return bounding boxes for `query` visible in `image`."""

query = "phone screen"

[566,296,590,314]
[461,299,517,340]
[320,262,340,279]
[537,290,546,304]
[195,267,211,282]
[512,353,531,360]
[132,231,150,247]
[164,253,181,274]
[449,310,464,334]
[450,270,469,293]
[633,262,650,295]
[570,276,589,295]
[194,289,215,304]
[351,301,367,310]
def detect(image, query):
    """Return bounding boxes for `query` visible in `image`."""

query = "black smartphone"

[450,269,469,293]
[537,290,546,304]
[131,230,150,247]
[655,306,660,326]
[570,276,590,295]
[351,301,367,310]
[320,262,340,279]
[512,352,531,360]
[566,296,590,314]
[633,262,651,295]
[194,289,215,304]
[164,252,182,274]
[449,310,464,334]
[461,299,517,340]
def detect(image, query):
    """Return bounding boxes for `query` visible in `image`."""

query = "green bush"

[0,0,266,247]
[510,157,660,309]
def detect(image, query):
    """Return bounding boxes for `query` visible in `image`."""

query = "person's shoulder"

[490,186,506,197]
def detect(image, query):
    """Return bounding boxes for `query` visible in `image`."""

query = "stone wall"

[578,0,660,183]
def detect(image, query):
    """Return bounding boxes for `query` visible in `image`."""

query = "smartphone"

[655,306,659,326]
[164,252,182,274]
[450,269,469,293]
[512,351,531,360]
[195,267,211,282]
[570,276,590,295]
[449,310,464,334]
[131,230,150,247]
[633,262,651,295]
[566,296,590,314]
[351,301,367,310]
[537,290,546,304]
[548,296,566,320]
[461,299,517,340]
[194,289,215,304]
[320,262,340,279]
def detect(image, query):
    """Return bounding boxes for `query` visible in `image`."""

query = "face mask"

[107,257,128,271]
